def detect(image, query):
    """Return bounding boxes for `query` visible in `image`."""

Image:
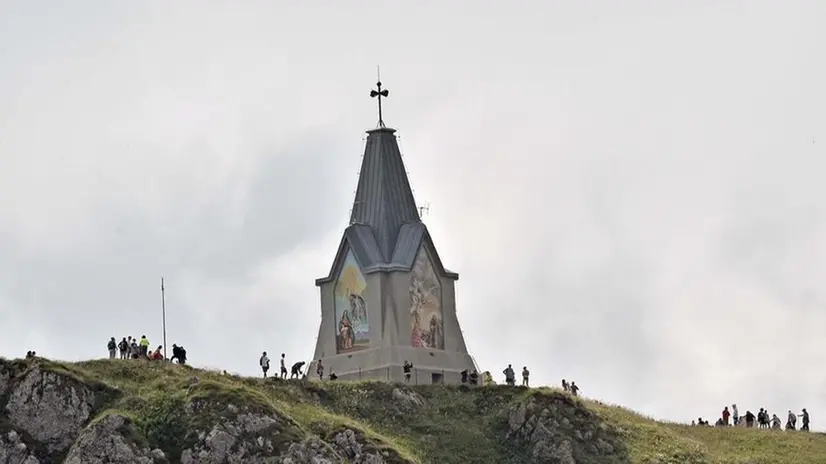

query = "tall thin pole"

[161,277,167,360]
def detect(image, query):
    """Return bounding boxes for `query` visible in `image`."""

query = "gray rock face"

[0,361,406,464]
[281,437,336,464]
[63,414,167,464]
[331,429,386,464]
[5,366,99,453]
[180,409,287,464]
[391,388,424,409]
[178,401,392,464]
[0,430,41,464]
[0,370,10,398]
[507,395,629,464]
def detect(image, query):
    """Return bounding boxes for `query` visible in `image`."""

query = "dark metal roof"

[390,223,424,265]
[316,222,459,285]
[315,126,459,285]
[349,127,420,261]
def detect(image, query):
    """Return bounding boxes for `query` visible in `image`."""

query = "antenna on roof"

[418,202,430,219]
[370,66,389,128]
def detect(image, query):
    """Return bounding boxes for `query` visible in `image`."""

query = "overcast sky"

[1,1,825,428]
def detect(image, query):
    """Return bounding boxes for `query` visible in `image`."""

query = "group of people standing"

[107,335,187,364]
[695,403,810,431]
[500,364,581,396]
[259,352,323,380]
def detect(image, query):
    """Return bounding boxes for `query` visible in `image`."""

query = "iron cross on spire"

[370,69,389,128]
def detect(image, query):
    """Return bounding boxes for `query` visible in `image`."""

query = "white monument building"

[308,80,477,384]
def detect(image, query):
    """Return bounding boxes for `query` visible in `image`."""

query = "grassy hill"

[2,357,824,463]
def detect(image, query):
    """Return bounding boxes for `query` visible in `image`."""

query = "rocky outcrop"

[63,414,166,464]
[330,429,387,464]
[4,366,106,453]
[0,360,28,399]
[0,430,40,464]
[179,408,284,464]
[506,393,630,464]
[281,437,337,464]
[391,388,425,410]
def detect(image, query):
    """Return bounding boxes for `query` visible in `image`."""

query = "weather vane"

[370,66,389,128]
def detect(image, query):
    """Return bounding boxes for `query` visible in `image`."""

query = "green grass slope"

[3,358,825,464]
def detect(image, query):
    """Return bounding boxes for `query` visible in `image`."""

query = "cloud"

[1,1,825,430]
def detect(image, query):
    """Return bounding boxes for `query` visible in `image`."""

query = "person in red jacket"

[151,346,164,360]
[722,406,731,425]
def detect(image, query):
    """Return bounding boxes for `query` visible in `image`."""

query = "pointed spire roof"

[316,76,458,286]
[349,127,420,260]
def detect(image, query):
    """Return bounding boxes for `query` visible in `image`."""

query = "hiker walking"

[107,337,117,359]
[771,414,782,429]
[744,410,755,428]
[732,404,739,426]
[722,407,730,426]
[171,344,187,364]
[562,379,569,392]
[522,366,530,387]
[260,351,270,378]
[800,409,810,431]
[757,408,766,428]
[570,381,580,397]
[786,410,796,430]
[280,353,288,379]
[118,337,128,359]
[316,360,324,380]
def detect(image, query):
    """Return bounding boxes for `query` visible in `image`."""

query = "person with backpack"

[107,337,117,359]
[118,337,128,359]
[260,352,270,378]
[171,344,187,364]
[786,410,797,430]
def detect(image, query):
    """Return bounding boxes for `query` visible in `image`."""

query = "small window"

[431,372,443,384]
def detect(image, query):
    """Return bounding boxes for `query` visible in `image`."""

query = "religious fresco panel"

[334,249,370,353]
[409,246,444,349]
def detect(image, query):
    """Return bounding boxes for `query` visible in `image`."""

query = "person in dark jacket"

[107,337,117,359]
[119,338,129,359]
[171,344,187,364]
[291,361,306,379]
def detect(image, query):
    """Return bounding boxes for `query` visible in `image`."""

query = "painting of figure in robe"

[334,250,370,353]
[409,247,444,349]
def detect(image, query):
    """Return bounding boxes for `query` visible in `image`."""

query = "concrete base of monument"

[307,346,477,385]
